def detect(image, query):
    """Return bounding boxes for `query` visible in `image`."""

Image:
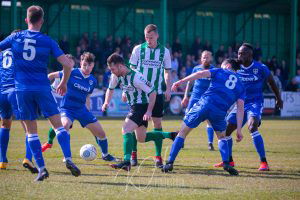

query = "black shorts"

[152,94,164,118]
[126,104,148,128]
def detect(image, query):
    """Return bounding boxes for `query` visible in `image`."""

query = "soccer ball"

[80,144,97,161]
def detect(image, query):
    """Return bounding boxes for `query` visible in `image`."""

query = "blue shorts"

[0,92,20,119]
[186,97,200,114]
[227,102,263,126]
[16,91,60,120]
[60,107,97,127]
[183,101,227,132]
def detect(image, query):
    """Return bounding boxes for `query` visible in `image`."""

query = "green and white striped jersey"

[129,42,171,94]
[108,69,154,105]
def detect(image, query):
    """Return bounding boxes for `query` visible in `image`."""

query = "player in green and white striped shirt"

[129,24,172,167]
[102,53,177,170]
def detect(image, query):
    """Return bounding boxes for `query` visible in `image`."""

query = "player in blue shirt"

[162,59,245,175]
[47,52,116,162]
[0,6,78,181]
[181,51,216,150]
[214,43,283,171]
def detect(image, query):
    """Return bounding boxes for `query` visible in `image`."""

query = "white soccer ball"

[80,144,97,161]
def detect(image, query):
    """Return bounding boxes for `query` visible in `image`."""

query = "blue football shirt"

[191,65,215,98]
[0,48,15,93]
[60,68,97,109]
[0,30,64,91]
[200,68,245,113]
[237,61,270,104]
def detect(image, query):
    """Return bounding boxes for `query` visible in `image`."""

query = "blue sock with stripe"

[96,136,108,157]
[27,134,45,171]
[227,136,233,161]
[251,131,266,162]
[55,127,71,160]
[207,126,214,144]
[25,135,33,161]
[168,136,185,163]
[0,128,10,163]
[218,138,229,162]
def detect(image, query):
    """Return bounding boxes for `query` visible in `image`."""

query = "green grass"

[0,119,300,200]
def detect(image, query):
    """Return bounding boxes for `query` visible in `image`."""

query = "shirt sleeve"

[261,64,271,79]
[108,74,119,90]
[209,68,220,78]
[0,34,14,50]
[129,45,140,67]
[50,39,64,58]
[163,48,172,70]
[134,73,154,95]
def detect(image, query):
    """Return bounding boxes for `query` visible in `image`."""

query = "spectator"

[172,37,182,53]
[271,71,282,92]
[171,70,179,84]
[203,40,213,52]
[294,68,300,88]
[171,52,179,72]
[90,32,100,51]
[215,45,225,64]
[253,42,262,60]
[59,35,70,54]
[190,37,203,60]
[286,78,299,92]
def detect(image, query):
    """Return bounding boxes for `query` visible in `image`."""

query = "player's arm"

[86,94,91,110]
[144,90,157,121]
[0,34,14,52]
[164,48,172,101]
[267,74,283,109]
[48,71,60,81]
[102,75,118,111]
[129,45,139,70]
[236,99,244,142]
[172,70,211,92]
[182,81,194,107]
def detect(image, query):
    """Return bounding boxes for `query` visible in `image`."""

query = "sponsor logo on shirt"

[74,76,82,80]
[139,76,152,87]
[89,80,93,85]
[74,83,90,92]
[237,70,259,82]
[141,60,162,68]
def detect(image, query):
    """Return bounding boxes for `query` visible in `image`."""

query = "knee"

[216,133,226,140]
[248,124,258,133]
[1,120,11,129]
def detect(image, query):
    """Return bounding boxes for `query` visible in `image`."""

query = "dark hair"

[80,52,95,64]
[224,58,241,71]
[27,5,44,24]
[241,43,254,51]
[107,53,124,66]
[144,24,158,34]
[11,29,21,34]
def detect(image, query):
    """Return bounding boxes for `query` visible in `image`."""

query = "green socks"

[145,131,165,157]
[132,132,137,152]
[47,127,56,144]
[123,132,134,161]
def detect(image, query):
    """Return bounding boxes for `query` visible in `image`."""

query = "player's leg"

[111,118,138,171]
[16,91,48,181]
[247,115,269,171]
[41,127,56,152]
[85,121,116,161]
[206,120,215,151]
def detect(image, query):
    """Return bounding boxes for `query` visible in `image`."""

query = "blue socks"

[168,136,185,163]
[218,138,229,162]
[55,127,72,161]
[96,136,108,157]
[251,131,266,162]
[25,135,33,161]
[226,136,233,160]
[207,126,214,144]
[27,134,45,171]
[0,128,10,163]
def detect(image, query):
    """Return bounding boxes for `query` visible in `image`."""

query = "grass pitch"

[0,119,299,200]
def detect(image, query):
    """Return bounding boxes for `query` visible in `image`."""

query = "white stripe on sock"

[251,131,260,138]
[97,137,107,141]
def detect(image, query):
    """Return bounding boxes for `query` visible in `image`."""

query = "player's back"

[61,68,97,109]
[0,48,15,93]
[8,30,63,91]
[237,61,270,104]
[201,68,245,113]
[192,65,214,98]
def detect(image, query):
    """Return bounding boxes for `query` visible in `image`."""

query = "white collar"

[79,69,90,78]
[27,29,40,32]
[241,61,254,69]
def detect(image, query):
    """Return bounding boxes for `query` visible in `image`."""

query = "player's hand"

[143,111,152,121]
[102,103,109,112]
[171,81,182,92]
[236,130,243,142]
[56,82,67,96]
[181,96,189,107]
[276,98,283,109]
[165,89,171,102]
[121,93,127,102]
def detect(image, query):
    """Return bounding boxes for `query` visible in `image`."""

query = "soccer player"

[181,50,215,151]
[0,5,79,181]
[129,24,172,167]
[161,59,245,175]
[214,43,283,171]
[47,52,116,161]
[102,53,177,171]
[0,30,37,173]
